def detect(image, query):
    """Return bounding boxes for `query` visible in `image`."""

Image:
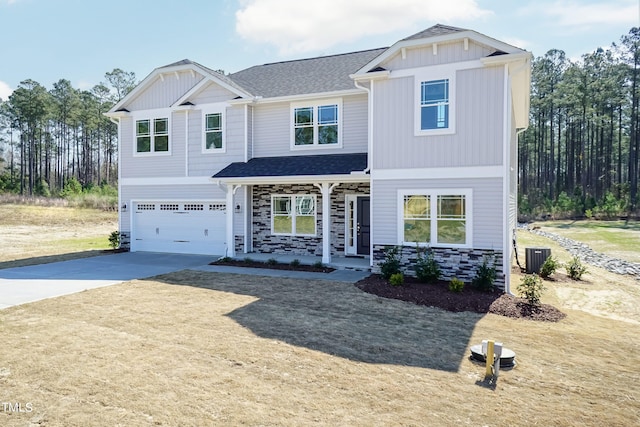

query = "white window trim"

[414,71,456,137]
[270,194,317,236]
[132,109,172,157]
[397,189,472,248]
[201,104,227,154]
[290,98,343,150]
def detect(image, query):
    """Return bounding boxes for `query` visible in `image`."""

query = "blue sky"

[0,0,637,101]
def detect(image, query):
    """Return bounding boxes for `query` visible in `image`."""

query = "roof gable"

[108,60,251,114]
[353,24,528,76]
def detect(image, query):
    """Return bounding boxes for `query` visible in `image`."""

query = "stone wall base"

[372,245,505,290]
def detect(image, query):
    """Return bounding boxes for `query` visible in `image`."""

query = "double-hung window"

[415,73,455,136]
[203,111,224,151]
[399,190,471,247]
[271,195,316,236]
[136,118,169,153]
[421,79,449,130]
[292,100,341,148]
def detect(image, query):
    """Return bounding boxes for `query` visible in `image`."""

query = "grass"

[530,219,640,263]
[1,211,639,425]
[0,271,638,426]
[0,203,117,267]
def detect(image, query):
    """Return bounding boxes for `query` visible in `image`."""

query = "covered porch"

[213,153,371,265]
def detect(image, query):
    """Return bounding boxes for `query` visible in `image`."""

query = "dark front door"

[357,196,370,255]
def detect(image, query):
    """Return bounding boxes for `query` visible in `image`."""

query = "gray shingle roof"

[402,24,469,41]
[213,153,368,179]
[228,48,387,98]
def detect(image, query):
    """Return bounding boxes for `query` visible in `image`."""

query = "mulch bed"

[355,274,566,322]
[211,258,335,273]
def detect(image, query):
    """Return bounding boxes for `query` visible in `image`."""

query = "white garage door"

[131,201,227,255]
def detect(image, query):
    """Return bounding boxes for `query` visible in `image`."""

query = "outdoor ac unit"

[525,247,551,274]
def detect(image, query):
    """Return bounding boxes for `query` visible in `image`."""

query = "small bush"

[313,260,324,269]
[380,246,402,280]
[539,255,559,278]
[108,231,120,249]
[415,246,441,283]
[219,256,232,263]
[290,259,301,267]
[449,277,464,293]
[566,256,588,280]
[389,272,404,286]
[518,274,546,306]
[472,255,497,291]
[243,257,253,263]
[266,258,278,266]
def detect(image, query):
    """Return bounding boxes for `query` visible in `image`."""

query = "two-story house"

[106,24,531,291]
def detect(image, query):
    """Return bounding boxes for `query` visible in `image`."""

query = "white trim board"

[121,177,215,186]
[371,166,504,180]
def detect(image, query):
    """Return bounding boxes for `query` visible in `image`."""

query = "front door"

[356,196,370,255]
[346,195,370,256]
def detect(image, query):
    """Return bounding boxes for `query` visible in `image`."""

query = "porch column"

[226,184,240,257]
[315,182,338,264]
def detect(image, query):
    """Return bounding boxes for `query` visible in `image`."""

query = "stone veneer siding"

[251,183,369,257]
[120,231,131,250]
[372,245,505,289]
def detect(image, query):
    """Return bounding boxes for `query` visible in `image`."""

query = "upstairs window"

[204,112,223,151]
[415,73,455,136]
[136,118,169,153]
[292,100,341,148]
[421,79,449,130]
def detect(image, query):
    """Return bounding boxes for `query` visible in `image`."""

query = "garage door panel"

[131,201,227,255]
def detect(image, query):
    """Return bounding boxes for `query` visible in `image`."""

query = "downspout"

[353,80,373,173]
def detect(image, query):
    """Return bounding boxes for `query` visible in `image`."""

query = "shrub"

[313,261,324,269]
[415,246,441,283]
[472,255,497,291]
[290,259,301,267]
[219,256,232,263]
[108,231,120,249]
[566,256,588,280]
[389,272,404,286]
[517,274,546,306]
[539,255,559,279]
[380,246,402,280]
[243,257,253,263]
[449,277,464,293]
[266,258,278,266]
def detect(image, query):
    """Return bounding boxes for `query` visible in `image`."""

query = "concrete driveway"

[0,252,216,309]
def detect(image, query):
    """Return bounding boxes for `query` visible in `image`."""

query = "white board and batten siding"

[371,178,504,250]
[382,39,494,71]
[126,71,205,111]
[372,66,505,170]
[251,94,369,158]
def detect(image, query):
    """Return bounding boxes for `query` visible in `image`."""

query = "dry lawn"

[0,204,117,268]
[1,268,639,426]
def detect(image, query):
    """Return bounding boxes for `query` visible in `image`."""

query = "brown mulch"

[355,274,566,322]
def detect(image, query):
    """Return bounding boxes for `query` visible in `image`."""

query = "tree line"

[520,27,640,219]
[1,29,640,219]
[0,69,136,196]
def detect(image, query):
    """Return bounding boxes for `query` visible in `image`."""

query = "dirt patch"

[355,274,566,322]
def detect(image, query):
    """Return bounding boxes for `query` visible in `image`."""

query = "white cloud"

[236,0,492,55]
[0,80,13,102]
[521,0,637,29]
